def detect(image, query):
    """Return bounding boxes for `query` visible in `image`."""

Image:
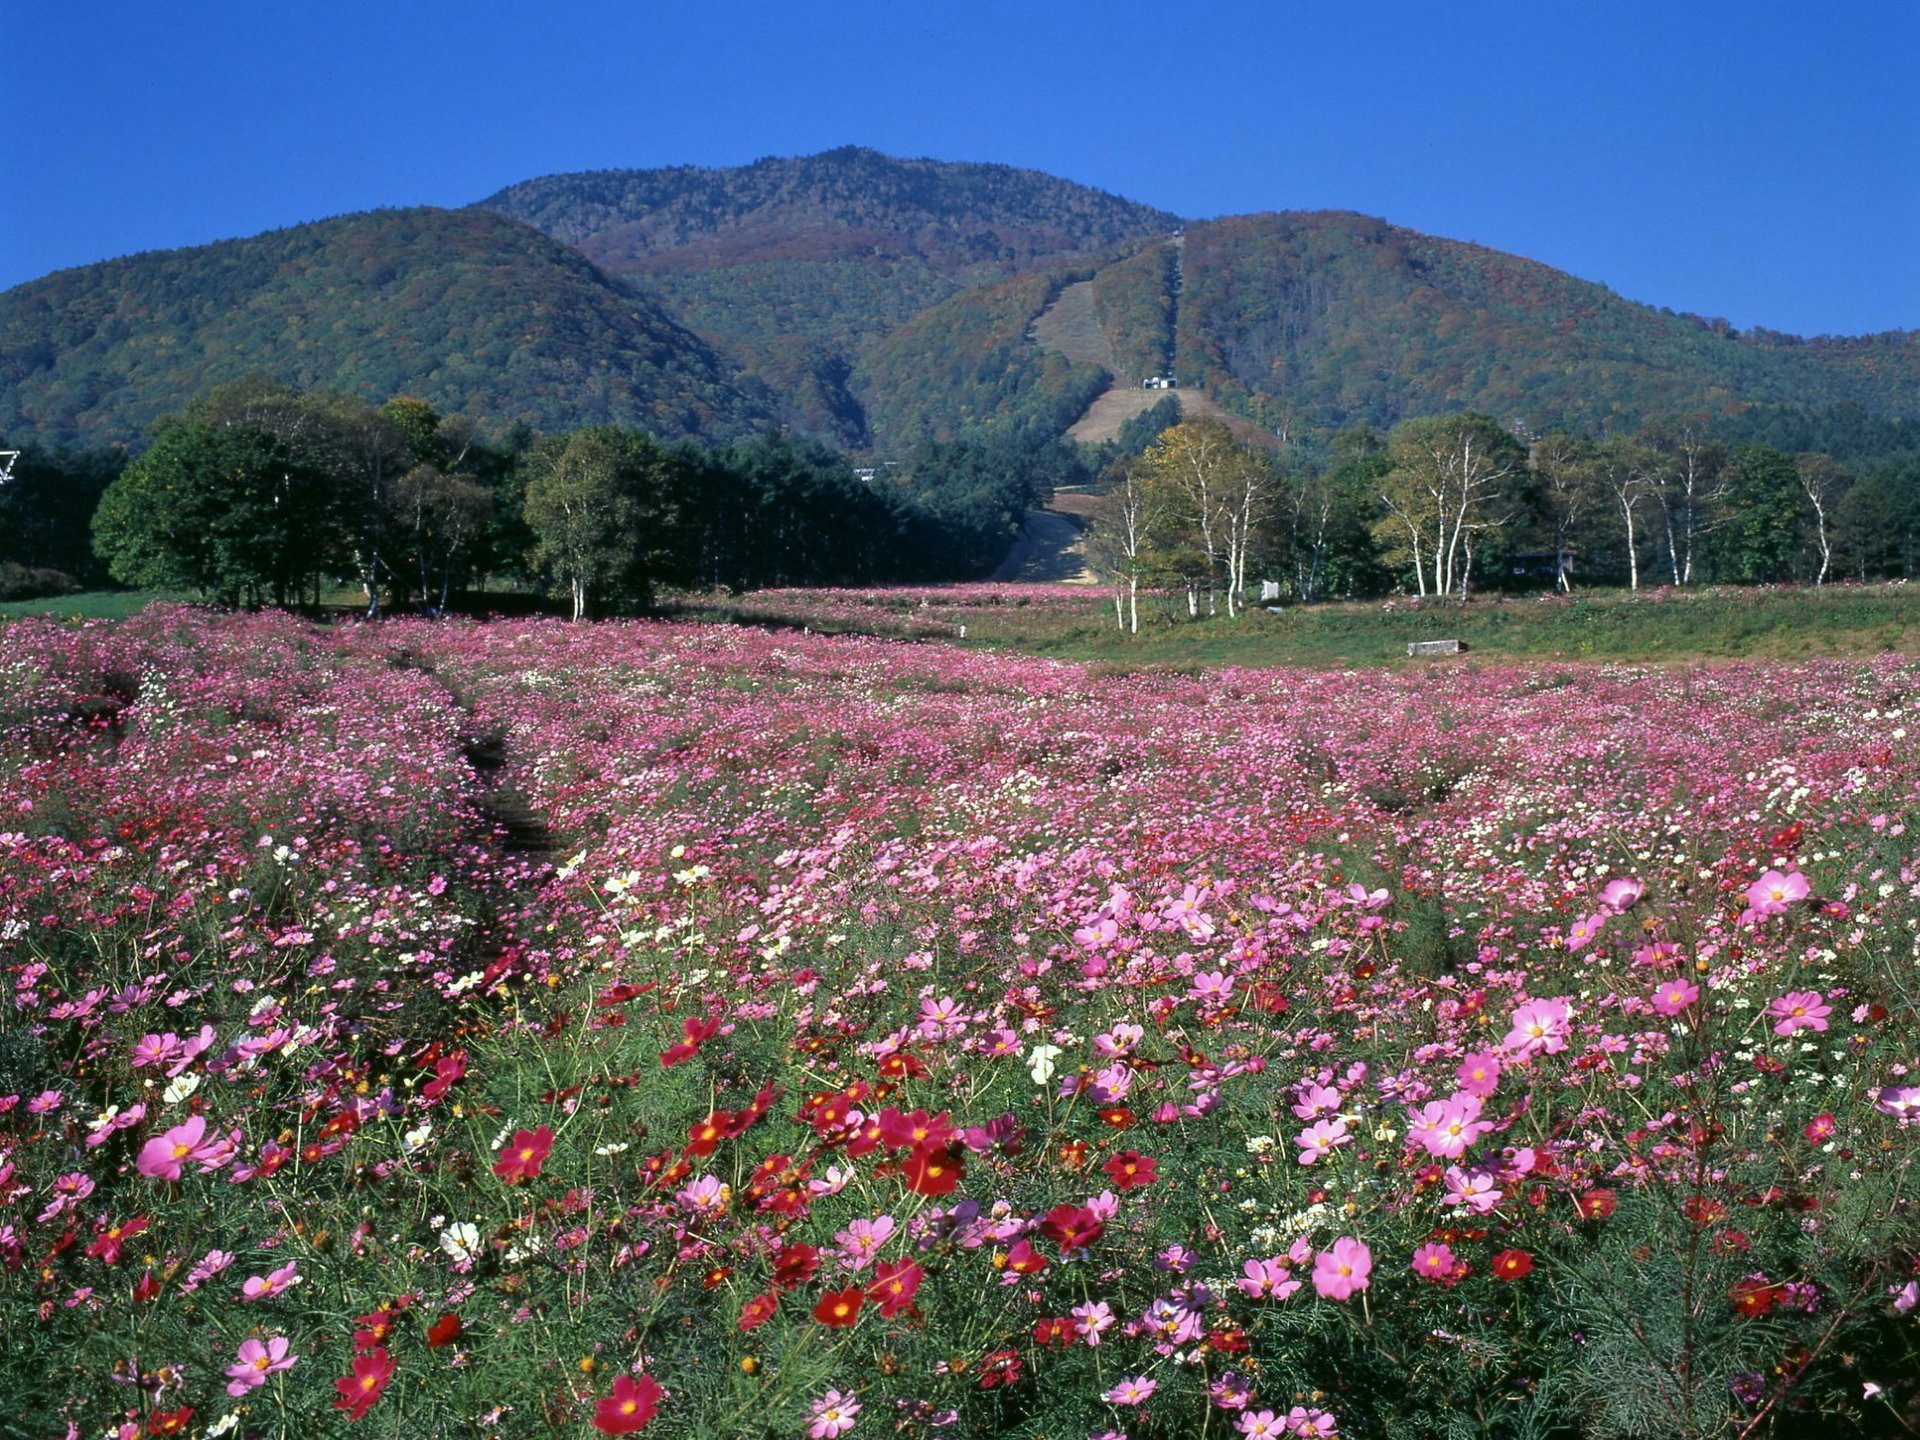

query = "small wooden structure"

[1406,639,1469,657]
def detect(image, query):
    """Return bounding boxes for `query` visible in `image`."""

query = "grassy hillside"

[0,208,773,449]
[856,267,1112,445]
[1177,212,1920,431]
[481,148,1182,444]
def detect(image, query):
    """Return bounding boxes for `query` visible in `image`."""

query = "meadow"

[2,603,1917,1439]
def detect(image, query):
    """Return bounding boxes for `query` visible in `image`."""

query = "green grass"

[0,589,178,621]
[949,585,1920,669]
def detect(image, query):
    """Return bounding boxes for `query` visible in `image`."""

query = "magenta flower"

[1285,1407,1340,1437]
[1411,1241,1457,1283]
[1650,978,1699,1016]
[1562,911,1608,952]
[807,1388,861,1438]
[1767,991,1831,1037]
[1238,1411,1284,1439]
[1105,1374,1158,1405]
[1455,1050,1502,1098]
[1405,1093,1492,1159]
[1294,1118,1350,1165]
[240,1261,302,1301]
[1744,869,1810,920]
[136,1115,226,1181]
[225,1335,297,1396]
[1311,1237,1372,1300]
[1876,1086,1920,1120]
[1502,998,1574,1058]
[1237,1257,1300,1300]
[1600,877,1646,911]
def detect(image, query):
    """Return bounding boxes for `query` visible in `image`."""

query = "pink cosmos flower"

[1441,1165,1504,1214]
[1411,1241,1457,1282]
[1562,912,1608,952]
[1072,1299,1116,1344]
[1650,979,1699,1017]
[1312,1238,1372,1301]
[1285,1407,1339,1437]
[1502,998,1574,1058]
[1744,869,1810,921]
[1767,991,1831,1037]
[225,1336,297,1396]
[136,1115,228,1181]
[1876,1086,1920,1120]
[1295,1118,1350,1165]
[1455,1050,1502,1098]
[1238,1411,1284,1439]
[1405,1094,1492,1160]
[1105,1375,1158,1405]
[1600,877,1646,911]
[1237,1257,1300,1301]
[807,1388,860,1439]
[241,1261,302,1301]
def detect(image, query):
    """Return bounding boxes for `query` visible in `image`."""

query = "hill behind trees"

[0,207,773,450]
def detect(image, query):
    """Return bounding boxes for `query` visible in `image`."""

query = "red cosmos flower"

[738,1291,779,1331]
[425,1312,463,1348]
[420,1051,466,1102]
[86,1214,149,1264]
[333,1346,395,1421]
[1040,1203,1105,1254]
[867,1259,925,1318]
[1033,1315,1076,1348]
[903,1143,962,1196]
[683,1111,733,1158]
[1576,1188,1618,1220]
[771,1243,820,1291]
[878,1107,957,1150]
[492,1126,554,1184]
[1102,1149,1157,1191]
[659,1015,720,1068]
[354,1308,400,1351]
[1731,1276,1785,1317]
[878,1050,929,1079]
[593,1373,664,1435]
[147,1407,193,1436]
[1491,1249,1535,1283]
[813,1287,865,1328]
[1002,1239,1048,1276]
[978,1349,1024,1389]
[132,1269,163,1303]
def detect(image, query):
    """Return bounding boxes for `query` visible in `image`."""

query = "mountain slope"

[0,207,773,449]
[1174,212,1920,431]
[480,148,1182,442]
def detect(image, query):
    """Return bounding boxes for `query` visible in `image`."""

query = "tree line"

[1,380,1079,615]
[1085,412,1920,630]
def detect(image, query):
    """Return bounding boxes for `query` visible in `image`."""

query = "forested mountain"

[481,148,1182,443]
[5,150,1918,457]
[0,208,772,449]
[1170,212,1920,433]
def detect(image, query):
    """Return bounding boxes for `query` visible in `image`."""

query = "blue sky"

[6,0,1916,335]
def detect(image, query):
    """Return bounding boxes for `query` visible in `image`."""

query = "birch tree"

[1375,415,1524,599]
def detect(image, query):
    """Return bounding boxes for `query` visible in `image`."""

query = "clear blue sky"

[5,0,1916,336]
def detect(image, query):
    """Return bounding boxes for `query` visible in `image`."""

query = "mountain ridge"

[4,148,1916,452]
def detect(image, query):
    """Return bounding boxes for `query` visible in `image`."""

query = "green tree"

[1714,444,1804,583]
[523,428,692,619]
[1374,414,1526,598]
[91,421,335,606]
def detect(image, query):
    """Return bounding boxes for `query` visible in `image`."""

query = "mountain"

[4,150,1917,456]
[479,147,1182,442]
[0,207,772,449]
[1167,212,1920,432]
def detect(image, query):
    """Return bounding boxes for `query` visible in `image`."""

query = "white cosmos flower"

[1027,1044,1064,1085]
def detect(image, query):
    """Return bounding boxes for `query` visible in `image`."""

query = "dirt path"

[990,507,1096,584]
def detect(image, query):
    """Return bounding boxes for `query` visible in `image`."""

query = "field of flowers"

[3,605,1918,1440]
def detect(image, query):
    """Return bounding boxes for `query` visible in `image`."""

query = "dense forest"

[1,380,1066,611]
[10,149,1916,460]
